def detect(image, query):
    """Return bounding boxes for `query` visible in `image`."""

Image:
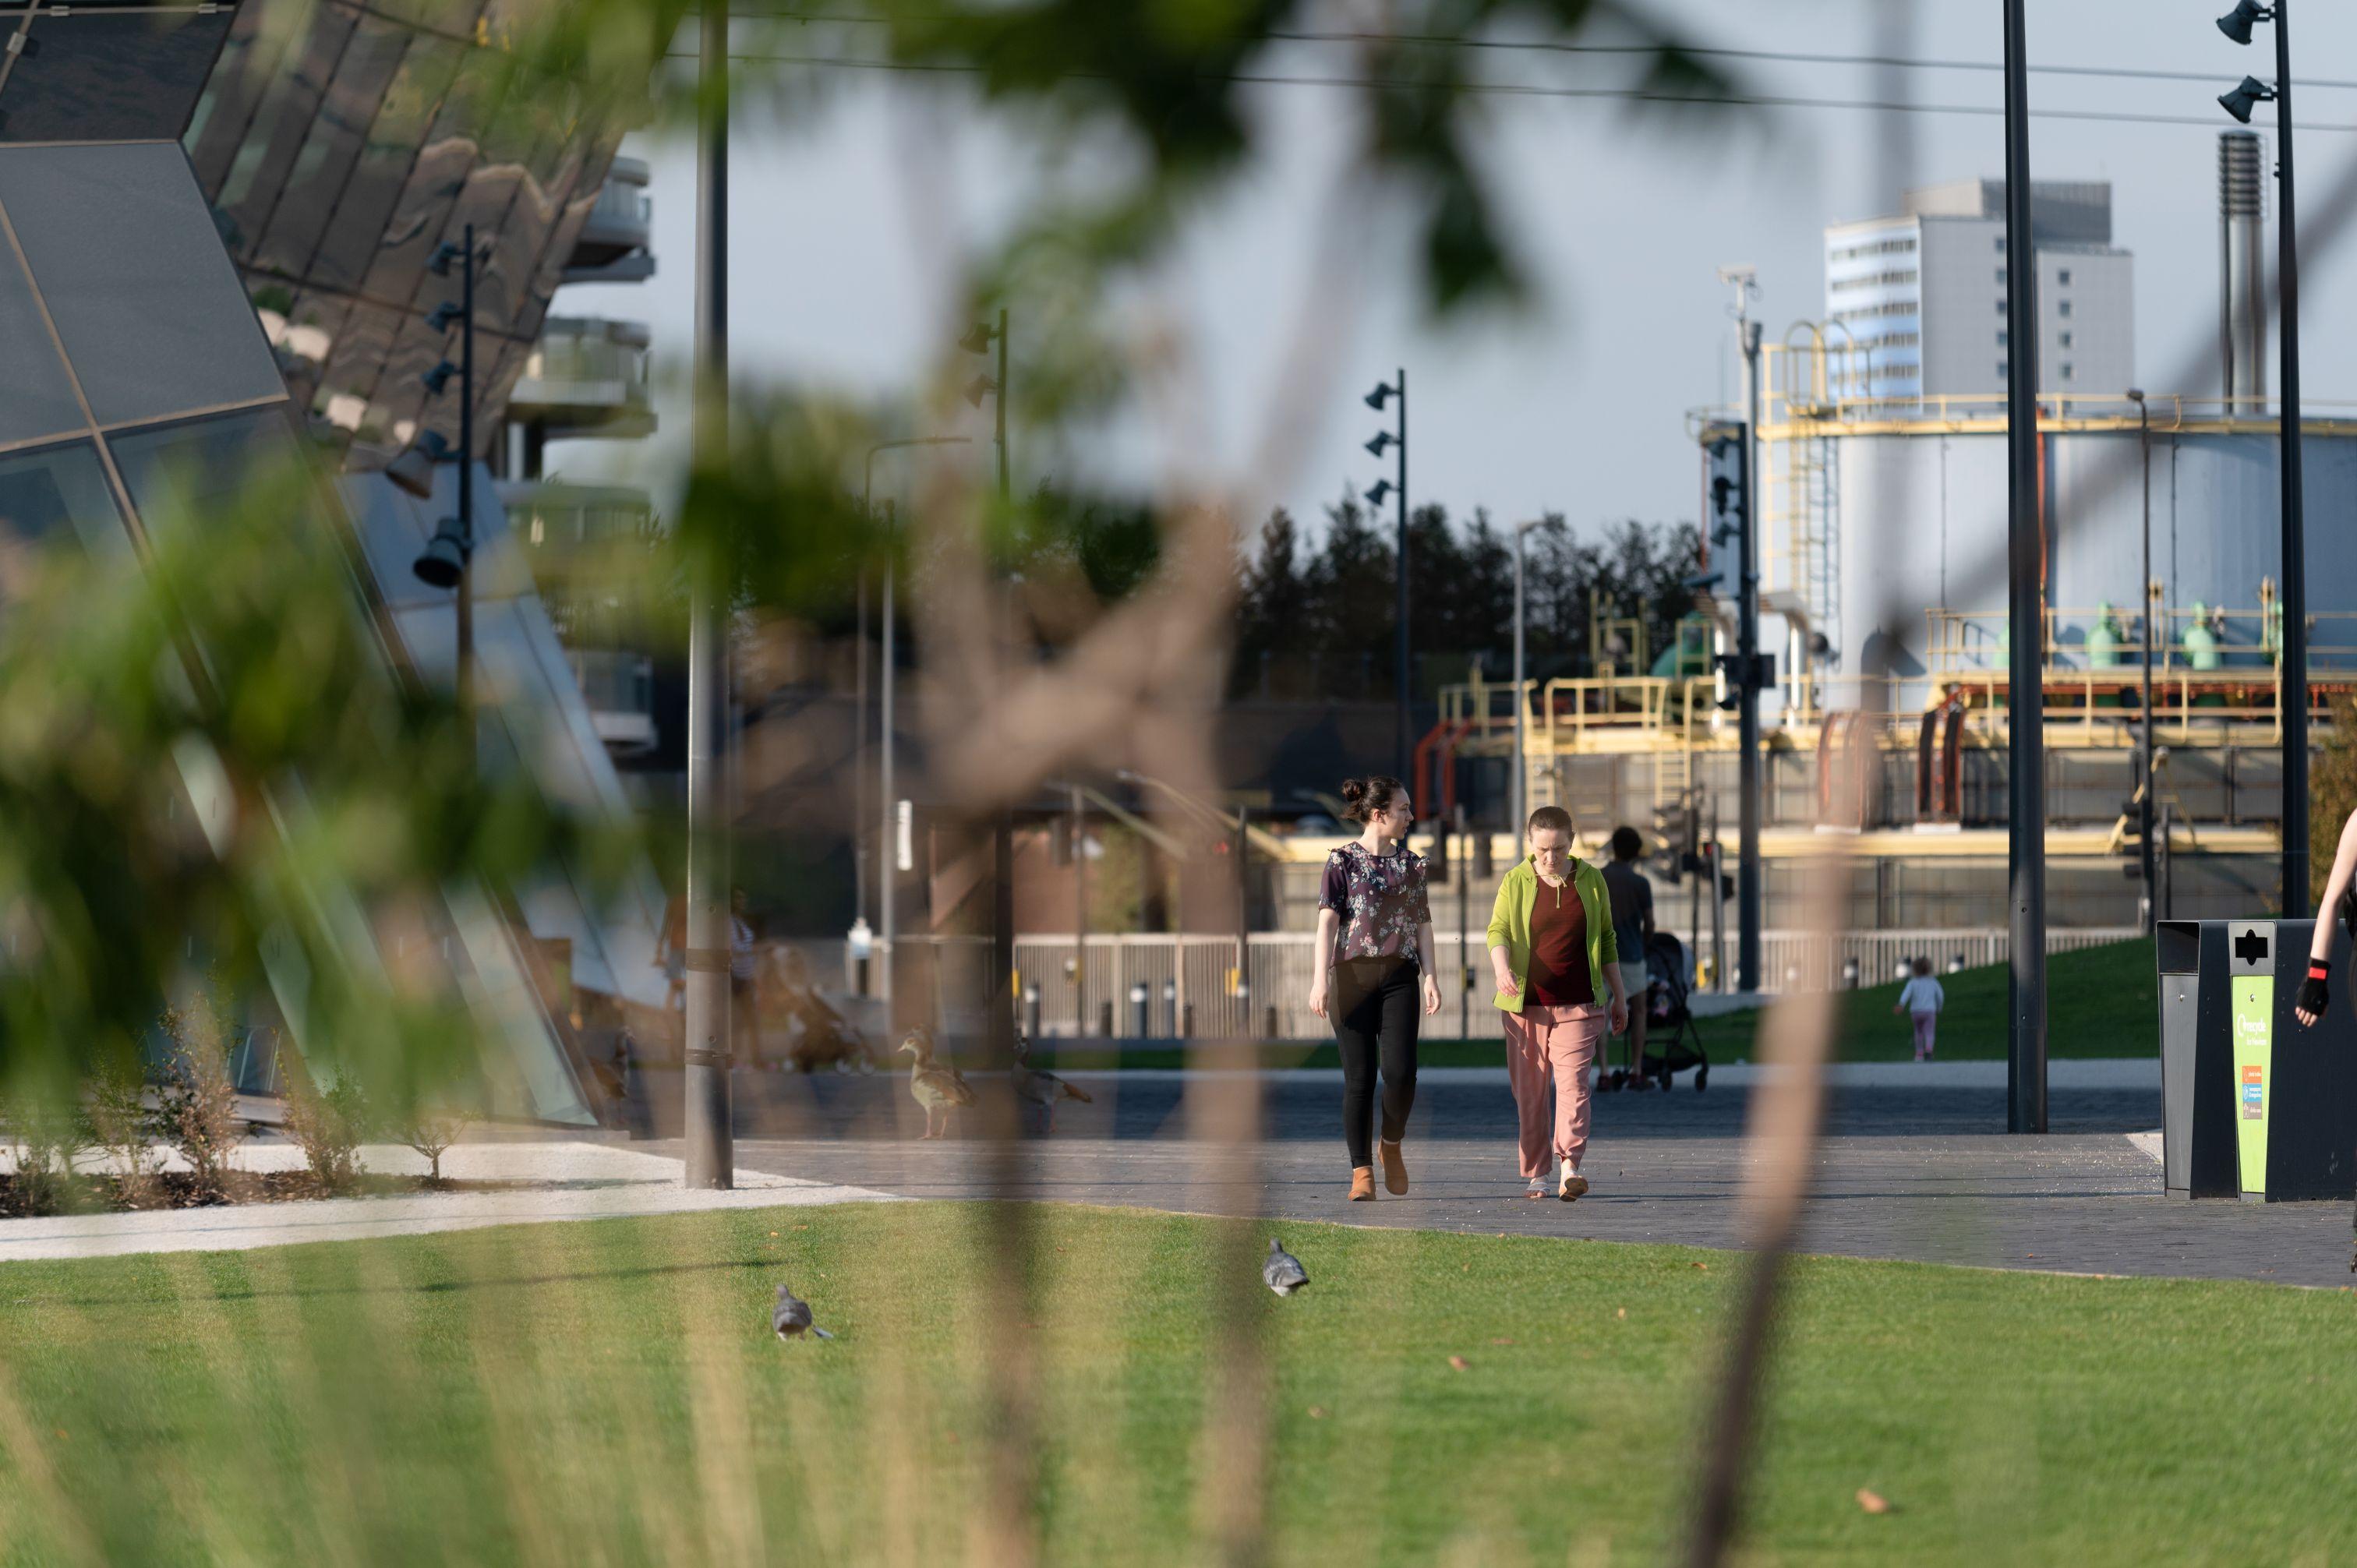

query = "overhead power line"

[733,12,2357,94]
[690,48,2357,133]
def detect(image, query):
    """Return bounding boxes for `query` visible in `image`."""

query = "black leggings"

[1332,956,1419,1167]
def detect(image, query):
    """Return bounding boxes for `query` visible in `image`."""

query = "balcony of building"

[509,318,656,443]
[564,156,654,285]
[506,480,666,758]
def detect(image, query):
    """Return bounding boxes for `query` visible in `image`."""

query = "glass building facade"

[186,0,617,470]
[0,2,663,1123]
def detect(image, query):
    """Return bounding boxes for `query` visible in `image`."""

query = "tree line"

[1231,491,1705,701]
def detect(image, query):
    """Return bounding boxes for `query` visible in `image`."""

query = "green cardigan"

[1484,856,1619,1015]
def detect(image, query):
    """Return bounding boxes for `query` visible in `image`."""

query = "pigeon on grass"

[1263,1238,1309,1297]
[773,1283,836,1341]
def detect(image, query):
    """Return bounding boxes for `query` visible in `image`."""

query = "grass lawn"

[1037,938,2160,1071]
[1691,937,2160,1065]
[2,1201,2352,1565]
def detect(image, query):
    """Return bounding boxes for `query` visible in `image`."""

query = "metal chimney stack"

[2220,129,2267,409]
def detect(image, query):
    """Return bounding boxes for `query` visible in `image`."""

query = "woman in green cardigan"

[1486,805,1628,1200]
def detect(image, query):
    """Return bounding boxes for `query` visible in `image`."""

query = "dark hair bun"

[1340,779,1368,807]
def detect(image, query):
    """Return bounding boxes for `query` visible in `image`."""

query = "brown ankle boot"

[1379,1138,1409,1195]
[1348,1166,1376,1201]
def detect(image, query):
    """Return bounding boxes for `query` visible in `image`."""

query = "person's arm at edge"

[2296,810,2357,1023]
[1309,907,1340,1018]
[1486,873,1518,997]
[1417,920,1440,1015]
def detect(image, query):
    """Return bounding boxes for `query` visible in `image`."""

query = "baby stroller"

[1634,931,1709,1090]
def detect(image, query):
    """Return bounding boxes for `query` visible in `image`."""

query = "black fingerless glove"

[2296,961,2329,1021]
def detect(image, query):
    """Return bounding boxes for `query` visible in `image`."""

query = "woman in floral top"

[1308,775,1440,1201]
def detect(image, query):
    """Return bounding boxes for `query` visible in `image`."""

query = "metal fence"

[883,927,2145,1041]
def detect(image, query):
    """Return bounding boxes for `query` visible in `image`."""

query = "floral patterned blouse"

[1318,841,1433,969]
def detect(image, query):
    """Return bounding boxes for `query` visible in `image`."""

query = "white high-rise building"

[1825,178,2133,402]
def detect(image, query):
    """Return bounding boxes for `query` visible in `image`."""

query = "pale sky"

[548,0,2357,543]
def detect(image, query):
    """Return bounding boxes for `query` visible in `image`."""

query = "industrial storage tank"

[1808,412,2357,708]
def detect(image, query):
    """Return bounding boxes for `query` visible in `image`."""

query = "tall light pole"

[2128,389,2157,933]
[1512,517,1544,839]
[684,10,733,1188]
[2003,0,2048,1135]
[1365,373,1408,783]
[1716,265,1764,995]
[405,228,482,750]
[2218,0,2309,916]
[964,311,1016,1062]
[862,436,974,1025]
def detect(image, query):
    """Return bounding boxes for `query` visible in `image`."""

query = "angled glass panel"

[0,443,129,609]
[0,235,83,445]
[313,299,402,447]
[106,408,300,544]
[253,18,411,280]
[185,3,290,189]
[211,3,356,260]
[0,13,236,145]
[0,143,289,427]
[357,43,505,309]
[309,34,467,291]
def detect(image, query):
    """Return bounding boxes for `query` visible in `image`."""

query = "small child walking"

[1894,956,1945,1061]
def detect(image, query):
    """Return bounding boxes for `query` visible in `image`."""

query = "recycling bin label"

[2228,922,2275,1195]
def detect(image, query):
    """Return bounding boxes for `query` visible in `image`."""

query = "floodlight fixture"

[2217,0,2270,46]
[959,321,997,355]
[422,360,458,396]
[412,517,469,589]
[1364,381,1395,411]
[2219,74,2274,124]
[426,299,464,331]
[963,373,997,408]
[1364,431,1394,458]
[426,240,465,277]
[385,430,454,500]
[1366,479,1393,507]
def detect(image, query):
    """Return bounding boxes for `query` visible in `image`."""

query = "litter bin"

[2157,918,2357,1201]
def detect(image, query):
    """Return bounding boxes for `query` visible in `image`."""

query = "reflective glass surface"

[107,408,301,542]
[0,443,128,597]
[252,18,410,278]
[188,0,624,464]
[0,12,236,144]
[0,235,84,446]
[0,143,289,426]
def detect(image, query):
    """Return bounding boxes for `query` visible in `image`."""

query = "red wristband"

[2309,961,2330,980]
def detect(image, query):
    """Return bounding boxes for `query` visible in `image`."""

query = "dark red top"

[1526,873,1594,1007]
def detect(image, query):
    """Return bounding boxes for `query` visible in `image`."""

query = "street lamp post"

[1365,374,1409,783]
[862,435,975,1025]
[409,226,482,743]
[964,313,1016,1062]
[2217,0,2309,915]
[2128,389,2157,933]
[2003,0,2048,1135]
[683,10,733,1188]
[1512,517,1544,839]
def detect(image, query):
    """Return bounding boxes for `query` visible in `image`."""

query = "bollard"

[1098,999,1114,1037]
[1023,984,1041,1043]
[1182,1002,1195,1037]
[1841,956,1860,989]
[1162,979,1177,1036]
[1265,1004,1278,1040]
[1129,982,1149,1038]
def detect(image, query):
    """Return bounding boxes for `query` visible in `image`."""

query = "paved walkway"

[624,1061,2357,1290]
[0,1142,899,1263]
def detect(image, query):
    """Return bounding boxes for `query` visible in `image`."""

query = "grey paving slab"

[626,1067,2357,1290]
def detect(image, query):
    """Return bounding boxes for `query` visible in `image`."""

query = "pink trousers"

[1912,1012,1938,1058]
[1503,1001,1605,1178]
